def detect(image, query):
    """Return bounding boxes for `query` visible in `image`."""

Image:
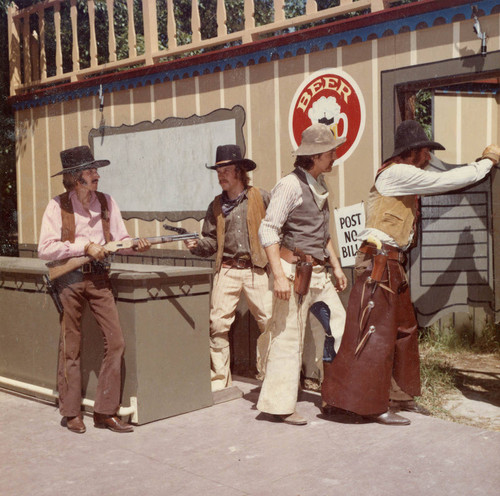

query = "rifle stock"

[46,233,199,281]
[47,255,92,281]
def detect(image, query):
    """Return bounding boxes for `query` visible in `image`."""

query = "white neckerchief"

[304,170,329,210]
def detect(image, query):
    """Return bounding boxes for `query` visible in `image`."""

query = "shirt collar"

[304,171,329,209]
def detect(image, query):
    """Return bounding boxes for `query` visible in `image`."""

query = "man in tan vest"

[322,120,500,425]
[38,146,150,434]
[185,145,272,396]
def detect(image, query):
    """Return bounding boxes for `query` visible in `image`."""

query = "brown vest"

[212,186,268,272]
[365,164,417,248]
[59,191,111,243]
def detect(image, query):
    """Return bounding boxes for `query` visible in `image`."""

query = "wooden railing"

[8,0,392,96]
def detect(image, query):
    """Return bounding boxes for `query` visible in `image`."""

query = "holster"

[370,253,387,283]
[293,248,313,297]
[294,261,313,296]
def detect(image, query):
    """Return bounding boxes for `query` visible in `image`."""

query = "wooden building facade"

[7,0,500,344]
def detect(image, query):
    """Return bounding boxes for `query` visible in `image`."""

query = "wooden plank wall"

[15,10,500,248]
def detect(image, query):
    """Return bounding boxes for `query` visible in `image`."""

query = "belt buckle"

[235,258,248,269]
[81,263,92,274]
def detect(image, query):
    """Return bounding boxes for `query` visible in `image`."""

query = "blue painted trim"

[12,0,498,111]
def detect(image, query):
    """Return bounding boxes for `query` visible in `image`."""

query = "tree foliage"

[0,1,17,255]
[415,89,432,139]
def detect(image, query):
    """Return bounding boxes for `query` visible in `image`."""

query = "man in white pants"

[257,123,347,425]
[185,145,272,394]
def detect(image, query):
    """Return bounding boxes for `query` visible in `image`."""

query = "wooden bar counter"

[0,256,214,424]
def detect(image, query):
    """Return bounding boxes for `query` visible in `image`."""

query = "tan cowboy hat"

[295,123,346,156]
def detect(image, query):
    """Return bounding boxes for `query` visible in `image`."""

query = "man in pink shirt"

[38,146,150,434]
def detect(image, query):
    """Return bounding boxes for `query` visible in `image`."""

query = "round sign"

[289,69,365,164]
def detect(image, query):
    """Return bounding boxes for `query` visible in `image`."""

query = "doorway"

[381,52,500,332]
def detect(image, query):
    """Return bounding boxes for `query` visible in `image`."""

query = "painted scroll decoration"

[89,105,246,221]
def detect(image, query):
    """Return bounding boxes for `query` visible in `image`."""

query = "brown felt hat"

[385,120,445,162]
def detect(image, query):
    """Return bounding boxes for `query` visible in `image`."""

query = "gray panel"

[421,244,489,258]
[421,257,489,273]
[410,159,494,326]
[0,257,213,424]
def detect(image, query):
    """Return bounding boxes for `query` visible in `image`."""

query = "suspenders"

[59,191,111,243]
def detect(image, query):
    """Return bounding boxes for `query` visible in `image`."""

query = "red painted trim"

[9,0,474,105]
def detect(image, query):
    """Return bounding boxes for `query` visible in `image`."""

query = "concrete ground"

[1,376,499,496]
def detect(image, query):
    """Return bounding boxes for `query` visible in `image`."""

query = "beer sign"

[289,69,365,164]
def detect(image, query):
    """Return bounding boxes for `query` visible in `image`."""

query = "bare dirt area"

[425,351,500,431]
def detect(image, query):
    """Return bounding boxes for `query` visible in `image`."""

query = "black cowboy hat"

[385,120,445,162]
[206,144,256,171]
[51,146,110,177]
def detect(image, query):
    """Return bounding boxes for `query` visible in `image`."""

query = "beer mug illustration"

[308,96,348,140]
[331,112,348,140]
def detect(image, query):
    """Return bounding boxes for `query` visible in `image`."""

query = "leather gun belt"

[358,242,405,263]
[221,256,253,269]
[279,246,326,266]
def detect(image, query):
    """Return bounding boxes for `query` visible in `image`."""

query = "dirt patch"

[439,352,500,431]
[422,350,500,431]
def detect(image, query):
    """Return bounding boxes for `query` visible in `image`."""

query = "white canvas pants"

[257,260,346,415]
[210,265,273,392]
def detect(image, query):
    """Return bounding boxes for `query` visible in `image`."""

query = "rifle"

[46,231,199,281]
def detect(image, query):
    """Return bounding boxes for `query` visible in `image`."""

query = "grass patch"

[418,346,458,416]
[420,321,500,354]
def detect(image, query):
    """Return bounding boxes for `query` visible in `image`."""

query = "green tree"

[415,89,432,139]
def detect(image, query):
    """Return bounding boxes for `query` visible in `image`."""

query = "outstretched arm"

[376,155,496,197]
[184,202,217,257]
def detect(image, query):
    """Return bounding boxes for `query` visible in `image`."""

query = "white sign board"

[94,120,233,212]
[334,202,365,267]
[89,106,246,221]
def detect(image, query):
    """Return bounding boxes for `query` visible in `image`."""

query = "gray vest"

[281,168,330,261]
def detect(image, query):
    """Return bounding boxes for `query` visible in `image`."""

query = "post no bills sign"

[333,202,365,267]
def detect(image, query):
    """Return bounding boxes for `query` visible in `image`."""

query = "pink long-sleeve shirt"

[38,190,133,261]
